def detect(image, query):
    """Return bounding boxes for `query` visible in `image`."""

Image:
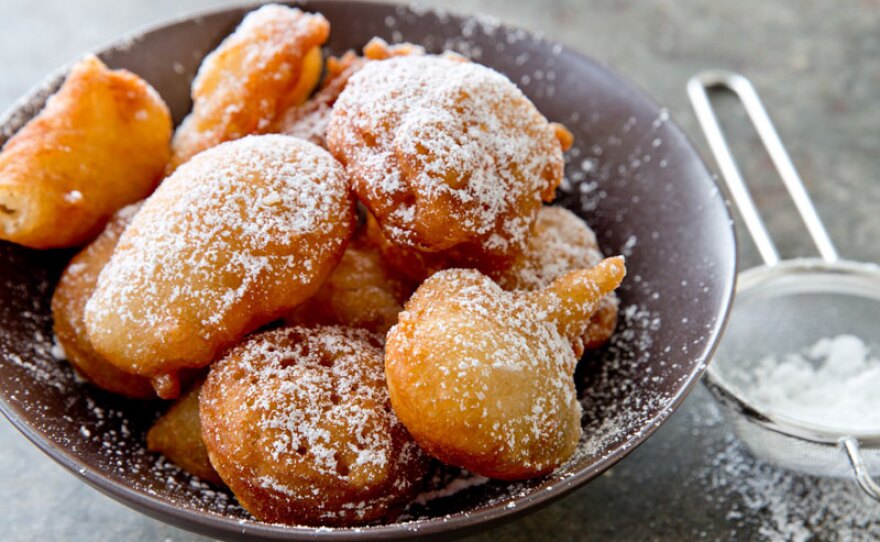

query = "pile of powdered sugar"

[745,334,880,432]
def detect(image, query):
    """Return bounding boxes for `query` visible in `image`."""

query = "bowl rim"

[0,1,738,539]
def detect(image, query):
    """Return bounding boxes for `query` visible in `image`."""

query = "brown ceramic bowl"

[0,2,735,540]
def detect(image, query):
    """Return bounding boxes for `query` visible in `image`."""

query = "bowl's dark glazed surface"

[0,2,735,540]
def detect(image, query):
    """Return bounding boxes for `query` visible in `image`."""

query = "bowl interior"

[0,1,735,540]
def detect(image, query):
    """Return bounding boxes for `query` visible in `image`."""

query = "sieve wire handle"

[842,437,880,501]
[687,70,839,266]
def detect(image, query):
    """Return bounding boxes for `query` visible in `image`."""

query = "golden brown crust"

[273,51,367,148]
[361,37,426,61]
[490,206,619,353]
[169,5,329,170]
[147,381,222,484]
[385,258,625,480]
[327,55,564,262]
[582,295,620,352]
[551,122,574,152]
[364,211,515,283]
[84,135,355,379]
[274,39,425,148]
[200,326,428,526]
[363,212,442,282]
[0,55,171,249]
[284,228,414,335]
[367,206,620,352]
[50,203,156,399]
[532,259,627,348]
[326,51,364,82]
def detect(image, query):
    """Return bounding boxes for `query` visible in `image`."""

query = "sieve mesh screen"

[710,266,880,477]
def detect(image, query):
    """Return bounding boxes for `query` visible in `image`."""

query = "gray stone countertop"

[1,0,878,540]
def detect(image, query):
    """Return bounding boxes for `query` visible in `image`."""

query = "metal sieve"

[688,70,880,500]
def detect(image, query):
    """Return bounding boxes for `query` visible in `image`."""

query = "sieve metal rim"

[705,257,880,445]
[688,70,880,500]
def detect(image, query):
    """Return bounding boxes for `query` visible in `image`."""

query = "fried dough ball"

[492,207,604,290]
[0,55,170,249]
[51,203,155,399]
[490,206,619,354]
[84,135,354,386]
[368,205,620,352]
[275,38,424,147]
[385,257,626,480]
[327,55,566,263]
[169,5,329,170]
[147,381,222,484]
[200,326,429,525]
[284,229,414,335]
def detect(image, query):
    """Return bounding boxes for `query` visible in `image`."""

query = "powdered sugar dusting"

[568,301,667,461]
[201,326,426,524]
[328,55,562,257]
[170,4,330,167]
[0,249,71,393]
[84,135,352,373]
[0,1,719,532]
[78,395,236,514]
[411,470,490,506]
[492,206,604,291]
[690,399,880,541]
[49,335,66,360]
